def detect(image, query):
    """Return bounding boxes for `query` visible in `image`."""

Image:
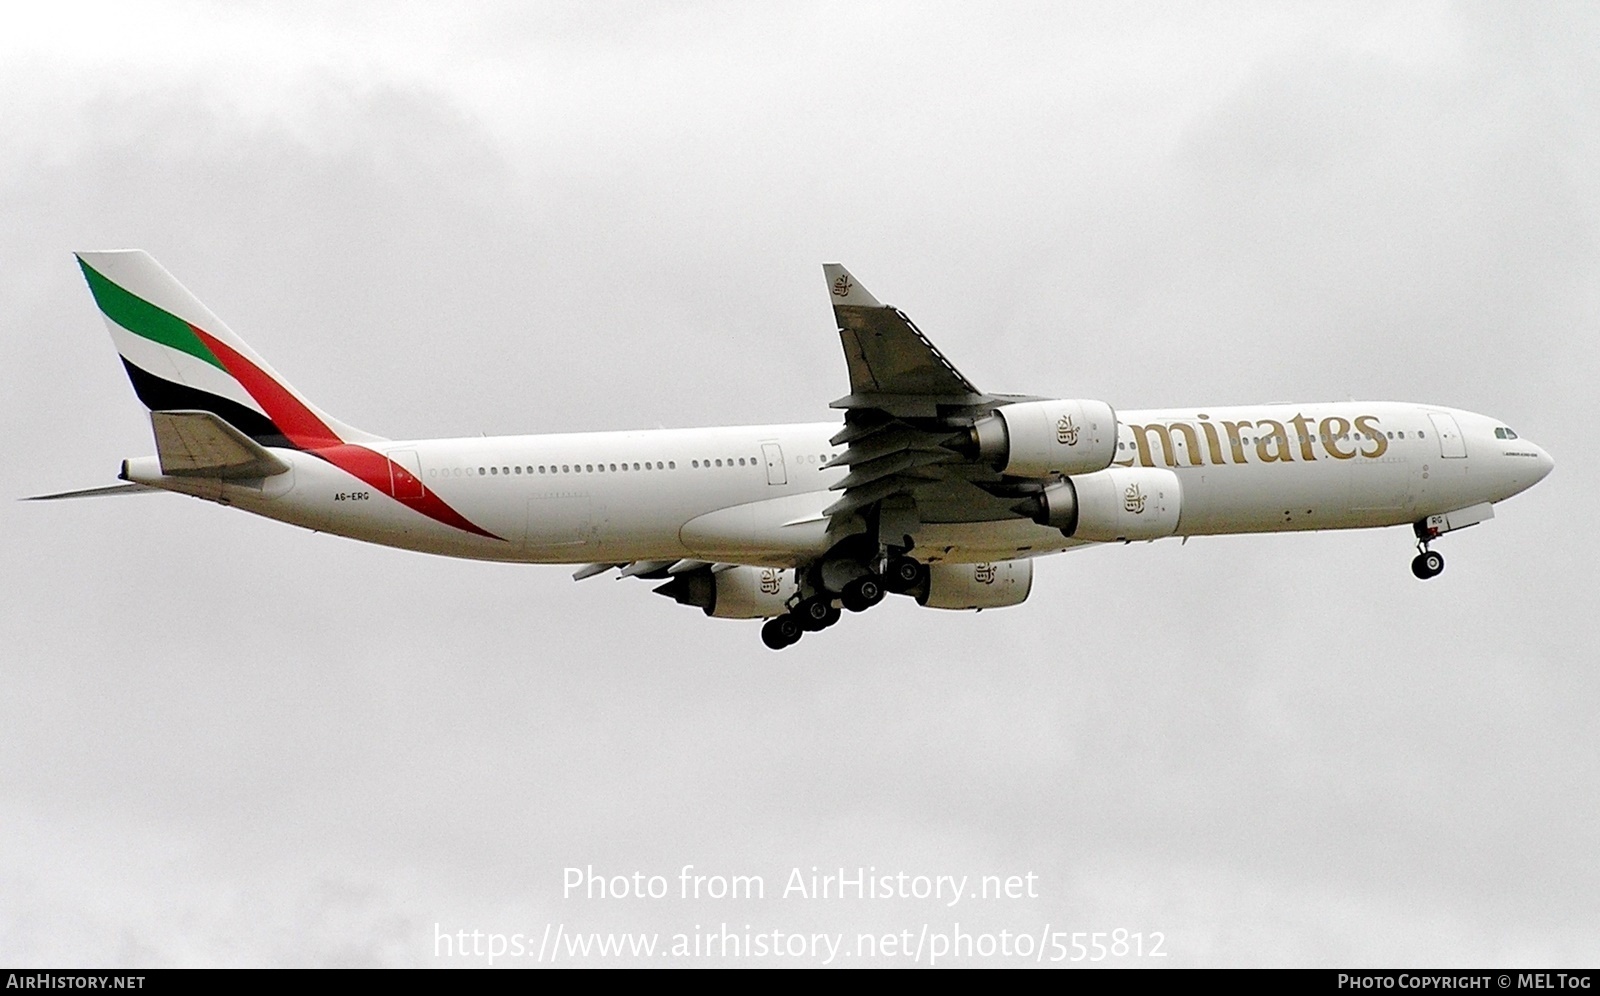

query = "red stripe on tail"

[192,326,503,541]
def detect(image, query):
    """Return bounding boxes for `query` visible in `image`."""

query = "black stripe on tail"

[120,358,298,450]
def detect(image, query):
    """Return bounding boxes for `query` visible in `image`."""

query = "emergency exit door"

[762,442,787,485]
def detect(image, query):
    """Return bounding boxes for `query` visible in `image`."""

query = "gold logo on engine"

[974,563,997,584]
[759,568,781,594]
[1056,414,1079,446]
[1124,484,1147,514]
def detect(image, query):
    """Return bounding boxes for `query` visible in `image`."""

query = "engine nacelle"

[971,399,1117,478]
[1027,466,1182,542]
[915,559,1033,610]
[653,565,796,619]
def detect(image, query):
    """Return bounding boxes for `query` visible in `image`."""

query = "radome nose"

[1535,443,1555,481]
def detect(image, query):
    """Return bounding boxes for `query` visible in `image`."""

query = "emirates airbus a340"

[35,251,1553,650]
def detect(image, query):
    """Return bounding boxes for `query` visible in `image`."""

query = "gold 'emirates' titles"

[1115,414,1390,469]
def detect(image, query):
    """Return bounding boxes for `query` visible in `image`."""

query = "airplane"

[32,250,1554,650]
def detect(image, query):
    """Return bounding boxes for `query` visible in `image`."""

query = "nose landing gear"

[1410,517,1450,580]
[1411,546,1444,580]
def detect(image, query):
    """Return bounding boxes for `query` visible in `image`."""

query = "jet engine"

[1022,466,1182,542]
[969,399,1117,478]
[653,565,797,618]
[915,559,1033,610]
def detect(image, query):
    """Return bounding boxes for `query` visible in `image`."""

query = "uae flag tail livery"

[72,250,498,540]
[75,250,380,451]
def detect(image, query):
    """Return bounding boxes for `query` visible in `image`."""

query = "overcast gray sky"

[2,0,1596,967]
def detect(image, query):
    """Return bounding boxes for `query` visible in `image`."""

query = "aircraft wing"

[824,263,986,413]
[820,266,1033,548]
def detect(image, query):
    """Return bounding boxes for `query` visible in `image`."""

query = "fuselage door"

[761,442,787,486]
[387,449,426,499]
[1427,413,1467,459]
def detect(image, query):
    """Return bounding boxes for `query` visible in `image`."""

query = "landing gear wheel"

[761,615,803,650]
[840,575,886,613]
[796,596,834,632]
[820,604,842,629]
[885,556,929,594]
[1411,550,1444,580]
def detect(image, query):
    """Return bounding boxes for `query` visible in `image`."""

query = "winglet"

[823,264,882,308]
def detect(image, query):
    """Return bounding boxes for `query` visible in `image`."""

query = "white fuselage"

[125,401,1553,567]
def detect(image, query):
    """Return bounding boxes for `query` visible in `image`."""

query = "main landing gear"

[760,614,804,650]
[761,555,929,650]
[760,595,843,650]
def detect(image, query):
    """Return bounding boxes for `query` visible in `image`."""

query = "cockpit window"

[1495,427,1519,440]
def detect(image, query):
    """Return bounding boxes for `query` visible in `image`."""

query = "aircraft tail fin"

[75,250,383,450]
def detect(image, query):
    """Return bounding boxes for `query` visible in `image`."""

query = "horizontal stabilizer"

[150,410,290,478]
[22,482,159,501]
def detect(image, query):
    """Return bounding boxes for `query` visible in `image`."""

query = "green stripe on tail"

[77,256,224,371]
